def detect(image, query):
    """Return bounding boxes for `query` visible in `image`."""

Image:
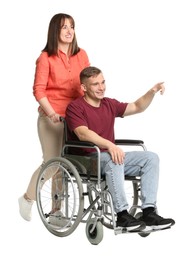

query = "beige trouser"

[26,112,64,200]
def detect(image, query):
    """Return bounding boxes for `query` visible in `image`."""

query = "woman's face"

[59,18,75,44]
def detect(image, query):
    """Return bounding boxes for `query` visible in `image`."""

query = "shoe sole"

[117,223,146,232]
[142,222,173,232]
[129,223,146,232]
[151,223,173,230]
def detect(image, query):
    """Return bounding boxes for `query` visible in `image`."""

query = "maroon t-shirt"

[65,96,128,154]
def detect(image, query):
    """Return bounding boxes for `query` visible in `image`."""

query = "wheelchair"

[36,117,149,245]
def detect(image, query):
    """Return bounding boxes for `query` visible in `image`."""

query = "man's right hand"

[108,143,125,165]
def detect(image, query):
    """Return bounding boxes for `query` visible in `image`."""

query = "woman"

[18,13,90,223]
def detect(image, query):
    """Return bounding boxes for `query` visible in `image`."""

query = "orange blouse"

[33,49,90,116]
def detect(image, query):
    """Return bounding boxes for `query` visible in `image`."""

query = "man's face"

[82,73,106,101]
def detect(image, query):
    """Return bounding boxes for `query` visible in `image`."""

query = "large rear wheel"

[36,157,84,237]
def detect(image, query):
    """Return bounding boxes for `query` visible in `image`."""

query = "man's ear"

[81,83,87,92]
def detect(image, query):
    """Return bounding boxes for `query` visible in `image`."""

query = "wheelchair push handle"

[60,116,65,123]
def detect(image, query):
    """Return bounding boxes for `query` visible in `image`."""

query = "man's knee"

[146,151,159,166]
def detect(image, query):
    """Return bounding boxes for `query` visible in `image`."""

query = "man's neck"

[83,96,101,107]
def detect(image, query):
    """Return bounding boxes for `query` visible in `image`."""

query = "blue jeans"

[100,151,159,213]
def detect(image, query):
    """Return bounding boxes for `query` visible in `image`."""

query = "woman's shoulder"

[78,48,88,57]
[37,51,49,59]
[36,51,48,61]
[76,48,90,66]
[79,47,86,53]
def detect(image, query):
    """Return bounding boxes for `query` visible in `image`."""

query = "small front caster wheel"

[86,219,103,245]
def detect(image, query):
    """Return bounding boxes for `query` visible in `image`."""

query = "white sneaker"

[49,210,68,227]
[18,195,34,221]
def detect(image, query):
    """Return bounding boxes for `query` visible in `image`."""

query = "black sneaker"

[116,211,146,232]
[140,211,175,231]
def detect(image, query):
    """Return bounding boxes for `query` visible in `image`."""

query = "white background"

[1,0,190,259]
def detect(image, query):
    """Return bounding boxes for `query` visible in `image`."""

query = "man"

[65,66,175,232]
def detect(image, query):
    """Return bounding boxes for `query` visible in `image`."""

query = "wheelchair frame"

[36,117,148,245]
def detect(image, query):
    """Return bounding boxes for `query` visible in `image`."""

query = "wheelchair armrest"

[115,139,146,151]
[115,139,144,145]
[65,140,96,147]
[65,139,145,147]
